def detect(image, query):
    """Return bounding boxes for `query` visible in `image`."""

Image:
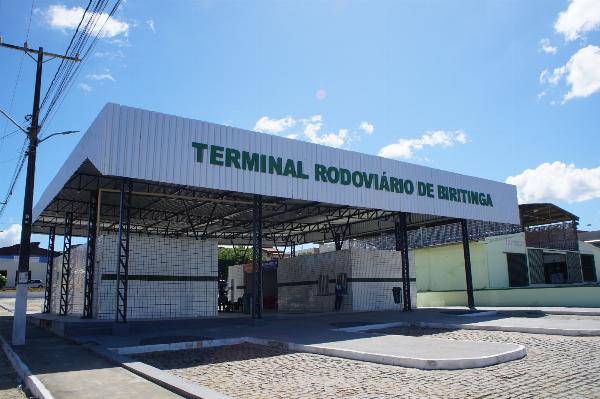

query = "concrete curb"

[0,334,55,399]
[332,320,600,336]
[87,343,232,399]
[110,335,525,371]
[112,337,249,355]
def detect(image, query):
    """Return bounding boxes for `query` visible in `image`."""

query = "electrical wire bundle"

[0,0,122,220]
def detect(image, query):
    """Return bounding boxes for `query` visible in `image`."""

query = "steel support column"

[251,195,263,319]
[58,213,73,315]
[82,191,98,318]
[116,181,132,323]
[395,212,411,311]
[461,219,475,309]
[291,243,296,257]
[42,227,56,313]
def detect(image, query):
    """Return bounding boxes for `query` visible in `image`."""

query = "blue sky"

[1,0,599,247]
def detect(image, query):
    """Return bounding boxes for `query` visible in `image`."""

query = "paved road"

[0,291,45,299]
[0,297,44,315]
[136,327,600,399]
[0,317,183,399]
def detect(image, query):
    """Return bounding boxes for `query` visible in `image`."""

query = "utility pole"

[0,40,79,345]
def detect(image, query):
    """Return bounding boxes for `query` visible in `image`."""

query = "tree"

[218,246,252,280]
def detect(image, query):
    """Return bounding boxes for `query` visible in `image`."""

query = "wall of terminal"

[93,233,218,320]
[228,264,245,304]
[277,249,415,313]
[49,244,87,315]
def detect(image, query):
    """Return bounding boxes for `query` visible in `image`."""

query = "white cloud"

[539,38,557,55]
[0,224,21,247]
[378,130,467,159]
[506,161,600,203]
[315,88,327,101]
[555,0,600,41]
[305,128,347,148]
[87,73,115,81]
[359,121,374,135]
[563,45,600,100]
[302,115,323,138]
[541,46,600,101]
[252,113,362,148]
[147,19,155,33]
[77,82,92,92]
[253,116,296,134]
[45,4,129,39]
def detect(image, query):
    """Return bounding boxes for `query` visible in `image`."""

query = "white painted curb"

[111,335,525,370]
[91,344,232,399]
[332,320,600,336]
[0,334,55,399]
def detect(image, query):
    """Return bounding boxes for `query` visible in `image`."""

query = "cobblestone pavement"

[136,328,600,399]
[0,350,30,399]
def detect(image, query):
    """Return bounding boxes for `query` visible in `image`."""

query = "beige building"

[416,204,600,308]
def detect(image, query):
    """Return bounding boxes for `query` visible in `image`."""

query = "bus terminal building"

[31,103,521,325]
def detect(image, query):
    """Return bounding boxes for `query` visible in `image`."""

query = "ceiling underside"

[32,161,470,246]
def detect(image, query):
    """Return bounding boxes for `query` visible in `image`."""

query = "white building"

[0,242,59,288]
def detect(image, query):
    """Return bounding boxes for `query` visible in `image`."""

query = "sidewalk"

[0,317,181,399]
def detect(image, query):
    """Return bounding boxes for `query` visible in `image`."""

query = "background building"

[0,242,60,288]
[411,203,600,307]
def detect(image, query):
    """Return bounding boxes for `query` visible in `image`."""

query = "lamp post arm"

[38,130,79,144]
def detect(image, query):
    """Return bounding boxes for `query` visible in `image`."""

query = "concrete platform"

[291,335,526,370]
[109,334,526,370]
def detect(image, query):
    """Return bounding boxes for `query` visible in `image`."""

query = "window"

[581,255,597,282]
[507,253,529,287]
[543,253,568,284]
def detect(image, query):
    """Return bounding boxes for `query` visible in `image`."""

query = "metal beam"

[82,191,98,318]
[396,212,411,311]
[251,195,263,319]
[115,181,132,323]
[58,213,73,315]
[461,219,475,309]
[42,227,56,313]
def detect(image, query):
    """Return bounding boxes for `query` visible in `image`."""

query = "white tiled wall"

[350,249,416,311]
[278,248,416,313]
[93,233,218,320]
[278,250,352,312]
[49,244,87,316]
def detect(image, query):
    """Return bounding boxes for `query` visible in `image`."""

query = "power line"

[0,0,122,218]
[0,138,27,219]
[0,0,35,139]
[0,0,37,217]
[40,0,124,133]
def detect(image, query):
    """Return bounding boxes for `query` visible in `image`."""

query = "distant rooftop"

[0,242,61,257]
[519,203,578,227]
